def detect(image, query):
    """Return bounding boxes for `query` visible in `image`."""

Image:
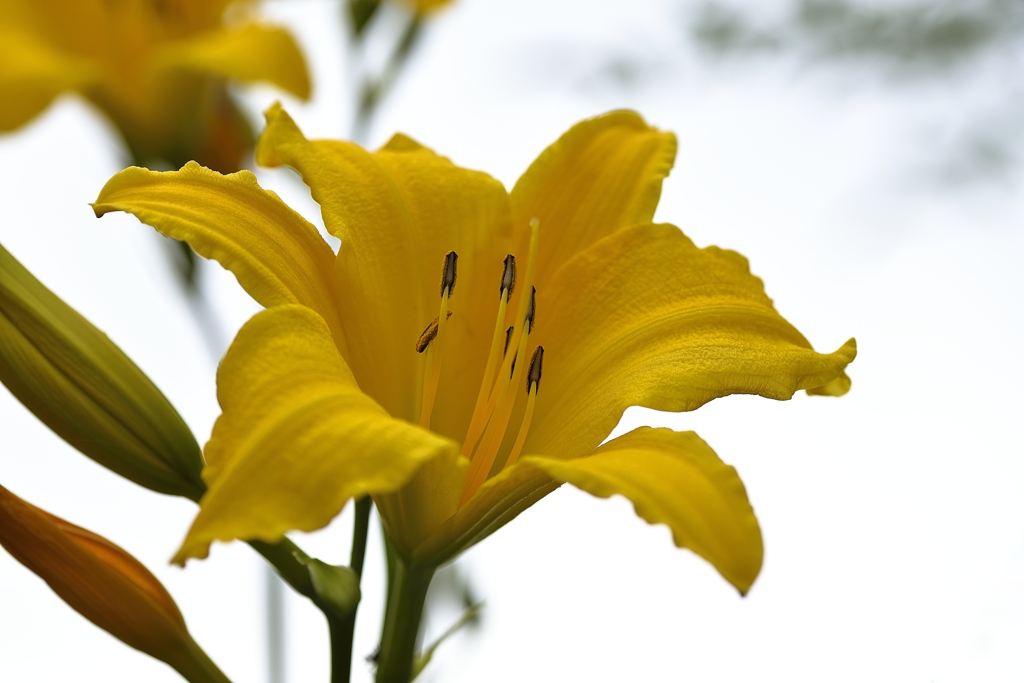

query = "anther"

[415,311,453,353]
[440,250,458,297]
[503,326,514,357]
[526,345,544,393]
[500,254,517,296]
[525,286,537,333]
[419,251,458,429]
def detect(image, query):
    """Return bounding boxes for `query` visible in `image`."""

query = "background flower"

[0,0,309,172]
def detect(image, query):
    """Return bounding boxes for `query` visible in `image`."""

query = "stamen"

[440,250,458,297]
[415,311,453,353]
[418,251,458,429]
[526,344,544,392]
[460,288,537,505]
[490,222,540,396]
[459,256,516,456]
[525,286,537,333]
[504,346,544,470]
[500,254,517,297]
[459,219,542,504]
[503,326,514,356]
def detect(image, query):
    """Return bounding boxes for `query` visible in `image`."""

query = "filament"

[461,291,510,455]
[503,386,537,471]
[418,291,450,428]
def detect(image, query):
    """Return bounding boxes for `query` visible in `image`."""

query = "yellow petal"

[374,133,514,436]
[407,462,559,566]
[397,0,455,13]
[510,110,677,288]
[0,243,205,499]
[524,428,763,595]
[0,29,98,131]
[409,426,764,593]
[92,162,346,353]
[157,24,310,100]
[0,484,230,683]
[175,305,458,563]
[807,370,852,396]
[150,0,236,34]
[522,223,856,458]
[256,104,513,422]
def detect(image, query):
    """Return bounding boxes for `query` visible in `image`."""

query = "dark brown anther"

[527,346,544,393]
[500,254,517,297]
[440,250,458,298]
[503,326,514,357]
[525,286,537,333]
[415,311,453,353]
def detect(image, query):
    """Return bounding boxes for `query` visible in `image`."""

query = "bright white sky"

[2,1,1023,682]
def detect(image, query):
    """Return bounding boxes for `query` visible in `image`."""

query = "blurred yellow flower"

[0,0,309,171]
[400,0,453,13]
[0,483,229,683]
[94,104,855,600]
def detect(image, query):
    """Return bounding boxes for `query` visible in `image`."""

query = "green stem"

[352,14,423,143]
[350,497,372,578]
[248,538,316,599]
[375,540,435,683]
[172,636,234,683]
[328,497,373,683]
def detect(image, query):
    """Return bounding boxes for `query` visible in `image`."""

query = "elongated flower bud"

[0,484,230,683]
[0,244,205,500]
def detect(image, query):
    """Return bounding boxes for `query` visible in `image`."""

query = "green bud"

[0,243,205,500]
[298,555,361,620]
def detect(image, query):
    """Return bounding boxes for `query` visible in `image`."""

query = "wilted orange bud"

[0,484,230,683]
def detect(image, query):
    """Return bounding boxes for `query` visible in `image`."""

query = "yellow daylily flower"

[0,483,230,683]
[93,105,856,603]
[0,0,309,171]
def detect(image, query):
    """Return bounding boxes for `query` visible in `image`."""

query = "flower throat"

[414,219,544,506]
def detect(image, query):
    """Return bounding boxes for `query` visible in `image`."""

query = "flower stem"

[327,496,373,683]
[375,540,435,683]
[173,636,234,683]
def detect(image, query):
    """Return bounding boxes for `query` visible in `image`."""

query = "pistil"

[417,251,457,429]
